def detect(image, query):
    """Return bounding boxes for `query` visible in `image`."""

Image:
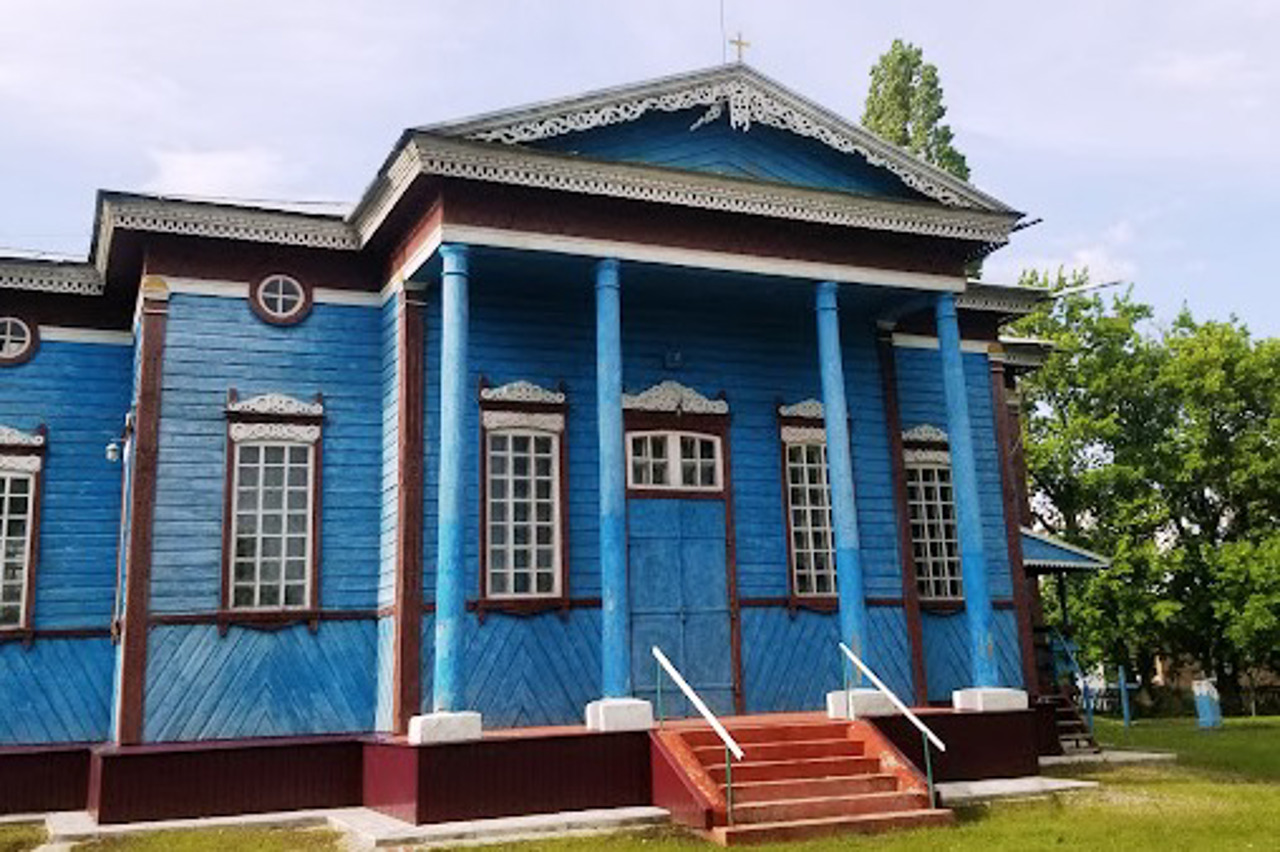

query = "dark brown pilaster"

[392,283,426,733]
[876,332,928,705]
[990,357,1039,697]
[116,278,169,745]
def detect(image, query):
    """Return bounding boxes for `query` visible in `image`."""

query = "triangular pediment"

[425,65,1013,213]
[1021,527,1111,573]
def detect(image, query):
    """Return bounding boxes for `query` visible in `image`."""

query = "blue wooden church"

[0,65,1106,837]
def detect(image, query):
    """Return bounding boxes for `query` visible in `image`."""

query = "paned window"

[0,472,33,626]
[626,431,721,491]
[784,441,836,596]
[252,275,309,324]
[906,460,962,600]
[230,442,314,609]
[0,317,35,364]
[486,430,561,598]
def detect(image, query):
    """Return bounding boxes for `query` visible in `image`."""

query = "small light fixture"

[105,440,121,463]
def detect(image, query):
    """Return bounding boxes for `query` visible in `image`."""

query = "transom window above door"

[626,431,722,492]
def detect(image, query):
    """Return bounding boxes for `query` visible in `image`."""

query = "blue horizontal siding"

[150,294,382,614]
[530,108,924,201]
[0,340,131,630]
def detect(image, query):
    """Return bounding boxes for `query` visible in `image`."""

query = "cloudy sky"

[2,1,1276,333]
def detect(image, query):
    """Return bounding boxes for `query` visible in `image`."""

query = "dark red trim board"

[116,282,168,745]
[870,709,1039,781]
[393,286,426,733]
[0,745,90,816]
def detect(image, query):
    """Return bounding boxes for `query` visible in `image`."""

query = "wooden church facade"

[0,67,1096,825]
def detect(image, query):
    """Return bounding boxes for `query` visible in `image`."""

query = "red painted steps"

[659,717,952,846]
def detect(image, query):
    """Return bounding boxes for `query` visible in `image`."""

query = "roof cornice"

[956,281,1048,315]
[0,258,104,296]
[424,64,1016,215]
[352,134,1018,247]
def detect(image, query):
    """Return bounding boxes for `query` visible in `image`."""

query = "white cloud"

[985,217,1140,285]
[1137,50,1264,92]
[141,148,295,199]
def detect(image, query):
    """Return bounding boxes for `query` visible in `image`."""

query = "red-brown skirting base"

[0,744,90,815]
[88,736,363,824]
[869,709,1040,781]
[363,730,652,824]
[1034,701,1065,756]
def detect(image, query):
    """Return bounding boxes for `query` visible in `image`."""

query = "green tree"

[861,39,970,180]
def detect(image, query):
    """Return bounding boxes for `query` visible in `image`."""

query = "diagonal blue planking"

[0,638,115,744]
[143,621,378,741]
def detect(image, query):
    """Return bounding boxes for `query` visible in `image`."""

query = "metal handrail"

[1050,629,1094,732]
[838,642,945,806]
[838,643,945,752]
[652,646,744,824]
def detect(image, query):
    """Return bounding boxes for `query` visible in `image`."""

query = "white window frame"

[905,451,963,602]
[0,469,36,628]
[484,426,563,600]
[625,430,723,492]
[783,437,837,598]
[227,430,318,611]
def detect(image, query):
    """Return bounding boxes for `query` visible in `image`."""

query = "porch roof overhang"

[1021,527,1111,575]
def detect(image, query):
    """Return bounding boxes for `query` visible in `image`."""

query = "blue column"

[815,282,869,665]
[935,292,998,688]
[596,258,630,698]
[432,243,469,712]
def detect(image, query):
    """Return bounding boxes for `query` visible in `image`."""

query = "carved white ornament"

[460,76,990,210]
[622,380,728,415]
[904,448,951,465]
[227,393,324,417]
[0,425,45,447]
[778,399,824,420]
[0,454,42,473]
[482,411,565,432]
[407,137,1013,246]
[0,260,104,296]
[100,197,359,256]
[903,424,948,444]
[956,285,1046,315]
[480,381,566,405]
[780,425,826,444]
[229,422,321,444]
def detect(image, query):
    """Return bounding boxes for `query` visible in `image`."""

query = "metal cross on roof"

[729,31,751,63]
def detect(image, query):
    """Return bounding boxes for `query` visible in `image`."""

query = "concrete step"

[694,738,864,764]
[709,807,953,846]
[706,755,881,784]
[681,722,851,748]
[726,773,900,804]
[730,790,929,825]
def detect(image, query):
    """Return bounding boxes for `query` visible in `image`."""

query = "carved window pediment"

[622,380,728,415]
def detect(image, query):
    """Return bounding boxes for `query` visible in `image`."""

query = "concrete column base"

[952,687,1029,712]
[407,711,483,744]
[585,698,654,732]
[826,688,897,719]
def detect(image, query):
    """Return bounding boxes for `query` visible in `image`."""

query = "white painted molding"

[892,333,991,353]
[0,425,45,447]
[622,380,728,415]
[481,410,565,432]
[443,224,963,292]
[480,380,566,405]
[780,425,826,444]
[40,326,134,346]
[99,196,359,253]
[0,454,41,473]
[229,422,321,444]
[903,424,948,444]
[227,393,324,418]
[161,277,381,307]
[778,399,824,420]
[310,287,382,307]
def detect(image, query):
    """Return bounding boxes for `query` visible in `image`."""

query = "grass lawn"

[0,823,44,852]
[1094,714,1280,780]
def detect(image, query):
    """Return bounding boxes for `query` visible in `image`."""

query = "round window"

[0,317,35,364]
[253,275,309,324]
